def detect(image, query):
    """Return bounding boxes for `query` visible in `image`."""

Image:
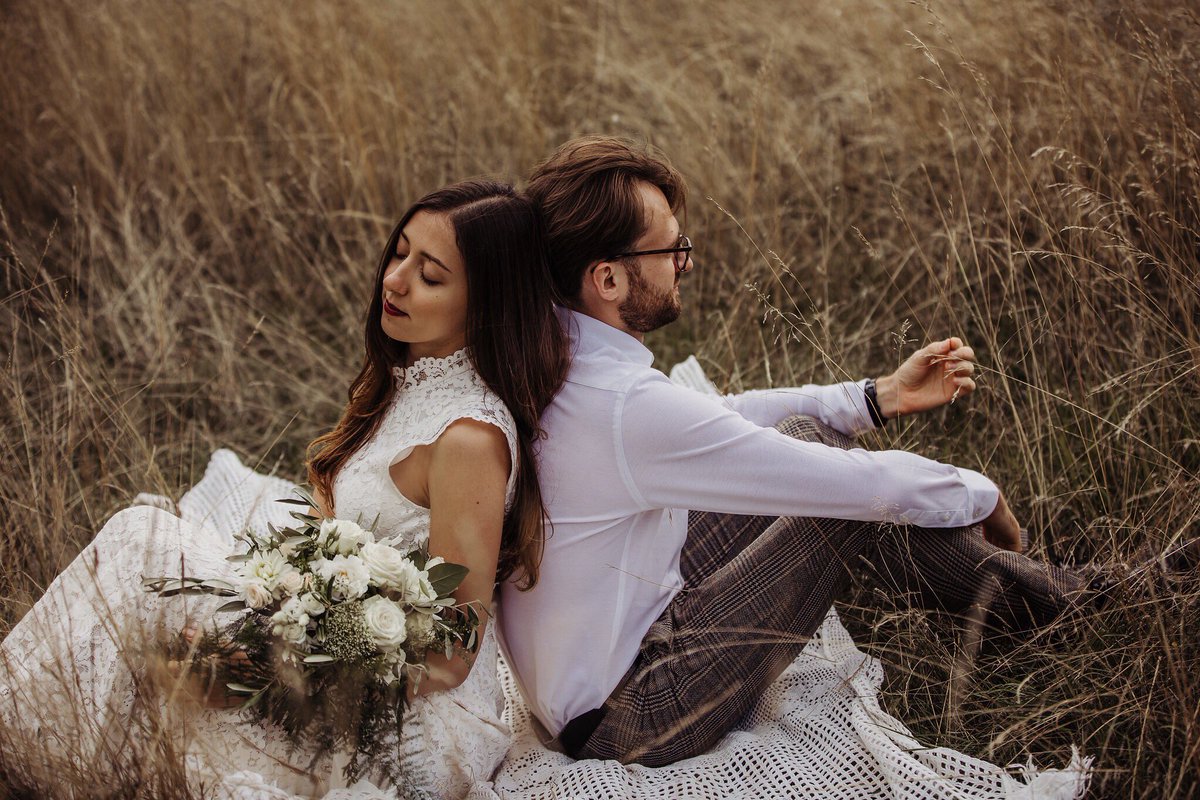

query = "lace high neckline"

[391,348,472,387]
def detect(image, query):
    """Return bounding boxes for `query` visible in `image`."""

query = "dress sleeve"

[617,374,999,528]
[443,395,521,512]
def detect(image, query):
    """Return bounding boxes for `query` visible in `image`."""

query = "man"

[497,135,1085,767]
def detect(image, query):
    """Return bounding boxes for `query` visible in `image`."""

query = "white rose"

[361,543,418,591]
[361,596,408,651]
[298,591,326,617]
[404,572,438,606]
[317,519,374,556]
[425,556,445,569]
[242,580,273,610]
[361,550,438,605]
[276,569,305,597]
[314,554,371,601]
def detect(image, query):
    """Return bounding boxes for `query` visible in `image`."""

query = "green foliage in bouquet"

[146,487,481,786]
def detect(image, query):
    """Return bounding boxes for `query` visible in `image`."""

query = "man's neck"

[571,301,645,343]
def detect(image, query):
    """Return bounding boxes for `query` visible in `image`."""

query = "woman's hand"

[874,337,977,418]
[165,627,252,709]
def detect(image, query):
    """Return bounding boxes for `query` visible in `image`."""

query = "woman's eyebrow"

[398,233,452,273]
[422,252,452,273]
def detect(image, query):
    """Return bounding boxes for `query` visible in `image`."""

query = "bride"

[0,180,569,799]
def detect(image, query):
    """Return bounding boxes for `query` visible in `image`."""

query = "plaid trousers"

[573,415,1089,766]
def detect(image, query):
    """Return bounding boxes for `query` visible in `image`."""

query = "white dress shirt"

[498,309,1000,736]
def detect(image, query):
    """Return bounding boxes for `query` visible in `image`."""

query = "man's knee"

[774,415,853,450]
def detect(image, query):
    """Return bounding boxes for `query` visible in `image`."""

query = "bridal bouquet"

[144,487,480,785]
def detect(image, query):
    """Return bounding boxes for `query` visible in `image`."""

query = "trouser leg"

[577,415,1088,766]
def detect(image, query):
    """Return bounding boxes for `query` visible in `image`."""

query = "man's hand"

[874,338,977,418]
[981,493,1022,553]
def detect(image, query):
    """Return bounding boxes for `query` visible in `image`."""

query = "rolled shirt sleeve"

[620,374,1000,528]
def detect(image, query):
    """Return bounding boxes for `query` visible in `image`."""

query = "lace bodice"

[332,349,519,552]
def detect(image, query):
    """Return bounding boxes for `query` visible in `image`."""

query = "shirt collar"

[559,307,654,367]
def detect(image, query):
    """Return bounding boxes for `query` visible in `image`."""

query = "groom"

[497,136,1088,766]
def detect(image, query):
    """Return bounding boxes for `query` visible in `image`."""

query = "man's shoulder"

[563,349,669,395]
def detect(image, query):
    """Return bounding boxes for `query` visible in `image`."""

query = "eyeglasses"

[610,235,693,273]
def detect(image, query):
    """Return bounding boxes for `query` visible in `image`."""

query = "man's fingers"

[950,345,976,363]
[942,359,975,377]
[952,377,977,394]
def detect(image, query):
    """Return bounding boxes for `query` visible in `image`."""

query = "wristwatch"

[863,378,887,427]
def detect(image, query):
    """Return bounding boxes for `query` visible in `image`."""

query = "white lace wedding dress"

[0,349,515,800]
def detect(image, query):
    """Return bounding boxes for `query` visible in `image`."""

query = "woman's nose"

[383,261,408,294]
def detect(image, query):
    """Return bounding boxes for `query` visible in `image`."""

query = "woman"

[0,180,569,799]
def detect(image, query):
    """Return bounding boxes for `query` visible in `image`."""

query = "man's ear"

[583,260,624,304]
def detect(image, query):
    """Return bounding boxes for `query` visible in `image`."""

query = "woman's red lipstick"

[383,299,406,317]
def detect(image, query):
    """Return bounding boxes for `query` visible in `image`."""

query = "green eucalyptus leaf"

[275,497,312,507]
[426,563,469,596]
[225,683,258,694]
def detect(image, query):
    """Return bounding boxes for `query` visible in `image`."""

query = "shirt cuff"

[956,468,1000,525]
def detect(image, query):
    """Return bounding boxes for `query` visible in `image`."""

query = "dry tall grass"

[2,0,1197,796]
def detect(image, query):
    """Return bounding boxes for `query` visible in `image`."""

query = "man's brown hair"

[525,136,686,301]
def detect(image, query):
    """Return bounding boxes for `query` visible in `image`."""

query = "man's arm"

[620,374,1000,530]
[722,381,878,437]
[723,337,978,431]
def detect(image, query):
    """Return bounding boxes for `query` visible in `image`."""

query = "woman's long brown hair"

[306,180,569,590]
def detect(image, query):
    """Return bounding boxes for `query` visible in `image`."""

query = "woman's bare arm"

[413,417,510,695]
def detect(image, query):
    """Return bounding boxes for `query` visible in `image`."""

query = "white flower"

[241,550,290,589]
[425,556,445,569]
[298,591,326,617]
[242,580,274,610]
[271,597,311,645]
[276,570,305,597]
[361,595,408,651]
[361,543,419,591]
[314,554,371,601]
[403,570,438,606]
[272,619,309,644]
[359,547,439,605]
[316,519,374,556]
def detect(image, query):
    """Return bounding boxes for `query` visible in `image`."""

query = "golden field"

[1,0,1198,796]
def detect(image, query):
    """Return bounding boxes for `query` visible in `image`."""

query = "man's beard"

[618,261,681,334]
